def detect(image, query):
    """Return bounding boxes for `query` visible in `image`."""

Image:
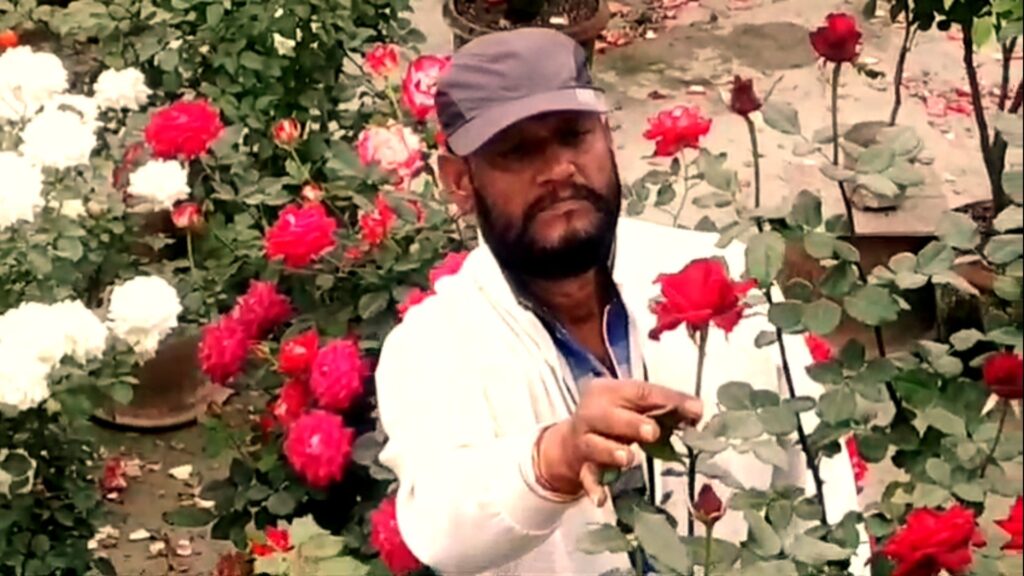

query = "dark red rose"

[809,13,862,63]
[370,496,424,576]
[265,202,338,268]
[692,484,724,527]
[982,352,1023,400]
[997,497,1023,552]
[230,281,293,340]
[649,258,756,340]
[278,329,319,377]
[198,317,252,384]
[642,105,711,157]
[729,76,762,116]
[144,99,224,160]
[882,505,985,576]
[272,118,302,148]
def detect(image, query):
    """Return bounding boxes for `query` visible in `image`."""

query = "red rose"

[365,43,401,77]
[804,333,835,364]
[882,505,985,576]
[171,202,203,231]
[649,258,756,340]
[284,410,355,489]
[642,105,712,157]
[272,118,302,148]
[692,484,725,527]
[997,497,1023,552]
[250,527,292,558]
[429,251,469,289]
[299,182,323,203]
[397,288,430,320]
[401,55,451,122]
[265,202,338,268]
[359,195,398,248]
[370,496,424,576]
[0,29,18,50]
[144,99,224,160]
[310,339,366,412]
[809,13,862,63]
[729,76,762,116]
[278,329,319,377]
[198,317,252,384]
[230,281,293,340]
[982,352,1023,400]
[270,379,311,430]
[846,436,868,490]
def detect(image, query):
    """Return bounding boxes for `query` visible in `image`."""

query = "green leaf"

[925,458,952,486]
[744,510,782,556]
[762,100,801,135]
[916,241,957,275]
[984,234,1024,264]
[795,498,824,521]
[740,560,798,576]
[163,507,215,527]
[578,524,631,554]
[206,3,224,24]
[856,433,888,462]
[856,174,901,198]
[911,483,952,508]
[266,491,297,516]
[682,429,729,454]
[768,302,804,331]
[54,237,84,262]
[819,388,856,424]
[635,509,692,574]
[718,381,754,410]
[1003,170,1023,204]
[758,406,798,435]
[253,556,288,575]
[820,263,858,298]
[708,411,765,440]
[745,231,786,286]
[833,240,861,262]
[751,390,781,408]
[802,299,842,335]
[921,407,967,437]
[987,326,1024,347]
[230,459,253,487]
[884,161,926,187]
[993,275,1022,301]
[856,145,896,174]
[844,285,900,326]
[316,558,369,575]
[697,150,739,193]
[357,291,390,318]
[993,206,1023,232]
[936,212,981,249]
[804,232,835,259]
[895,271,929,290]
[751,439,788,468]
[626,198,646,216]
[693,191,734,209]
[839,340,866,370]
[806,361,844,385]
[932,270,981,297]
[655,183,676,207]
[108,382,134,405]
[790,190,823,229]
[789,534,854,564]
[783,279,815,302]
[953,482,985,503]
[301,534,345,558]
[755,330,779,348]
[820,163,857,182]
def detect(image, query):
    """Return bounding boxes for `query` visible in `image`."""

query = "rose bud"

[692,484,725,527]
[272,118,302,148]
[171,202,203,231]
[300,182,324,203]
[729,76,762,117]
[983,352,1023,400]
[0,29,18,50]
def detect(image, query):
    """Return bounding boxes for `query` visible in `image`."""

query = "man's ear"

[438,153,475,217]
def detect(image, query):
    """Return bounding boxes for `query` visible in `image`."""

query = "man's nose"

[536,144,578,185]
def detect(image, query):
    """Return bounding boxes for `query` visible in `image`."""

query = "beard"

[471,160,622,281]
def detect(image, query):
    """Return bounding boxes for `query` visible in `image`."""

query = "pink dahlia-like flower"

[357,123,424,189]
[284,410,355,489]
[198,317,252,384]
[428,251,469,289]
[370,496,424,576]
[278,329,319,377]
[230,281,293,339]
[310,339,366,412]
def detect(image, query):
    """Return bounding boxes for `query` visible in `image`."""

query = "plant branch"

[687,329,709,537]
[980,400,1009,479]
[672,149,691,228]
[745,117,762,212]
[961,22,1011,211]
[1010,81,1023,115]
[999,38,1019,111]
[704,528,714,575]
[889,7,916,126]
[830,63,858,236]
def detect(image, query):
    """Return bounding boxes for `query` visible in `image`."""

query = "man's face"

[464,111,621,280]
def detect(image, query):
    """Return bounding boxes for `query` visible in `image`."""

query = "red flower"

[809,13,862,64]
[0,30,18,50]
[230,281,293,340]
[996,497,1023,552]
[250,527,292,557]
[269,379,312,430]
[882,505,985,576]
[299,182,323,203]
[284,410,355,489]
[982,352,1023,400]
[265,203,338,268]
[144,99,224,160]
[642,105,711,157]
[171,202,203,230]
[310,339,366,412]
[359,195,398,248]
[272,118,302,148]
[729,76,762,116]
[198,317,252,384]
[401,55,451,122]
[278,329,319,377]
[370,496,424,576]
[101,457,128,493]
[846,436,868,490]
[429,251,469,289]
[365,43,401,77]
[692,484,725,527]
[356,123,424,188]
[398,288,430,320]
[649,258,756,340]
[434,128,447,150]
[804,333,835,364]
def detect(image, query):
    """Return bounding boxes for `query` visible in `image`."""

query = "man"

[375,28,865,575]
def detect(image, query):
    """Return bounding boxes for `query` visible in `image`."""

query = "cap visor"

[446,87,607,156]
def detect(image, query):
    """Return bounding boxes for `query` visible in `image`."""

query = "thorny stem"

[687,329,708,538]
[980,400,1010,479]
[999,38,1019,112]
[745,116,830,525]
[673,149,691,228]
[889,8,916,126]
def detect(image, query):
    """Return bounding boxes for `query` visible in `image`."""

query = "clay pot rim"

[442,0,611,45]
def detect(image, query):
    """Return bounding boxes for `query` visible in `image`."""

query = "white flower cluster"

[0,300,108,412]
[106,275,183,359]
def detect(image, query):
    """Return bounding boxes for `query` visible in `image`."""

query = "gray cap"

[435,28,607,156]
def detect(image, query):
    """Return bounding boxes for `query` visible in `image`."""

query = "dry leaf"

[129,529,153,542]
[149,540,167,557]
[174,539,194,557]
[168,464,193,480]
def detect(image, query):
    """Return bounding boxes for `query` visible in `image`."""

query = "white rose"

[0,46,68,121]
[0,345,52,412]
[106,275,182,358]
[0,302,67,369]
[42,94,101,129]
[19,108,98,170]
[0,151,44,230]
[51,300,109,363]
[92,68,151,111]
[127,160,190,211]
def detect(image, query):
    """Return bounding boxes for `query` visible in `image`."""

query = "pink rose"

[401,55,451,122]
[357,123,424,188]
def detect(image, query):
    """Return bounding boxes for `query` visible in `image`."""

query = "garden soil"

[103,0,1021,572]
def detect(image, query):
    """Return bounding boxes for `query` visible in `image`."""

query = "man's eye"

[561,127,591,144]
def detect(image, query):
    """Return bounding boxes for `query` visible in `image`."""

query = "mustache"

[521,185,611,228]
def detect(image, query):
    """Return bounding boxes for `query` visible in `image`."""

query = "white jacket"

[375,218,867,575]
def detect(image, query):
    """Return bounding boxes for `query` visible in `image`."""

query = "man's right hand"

[535,378,703,506]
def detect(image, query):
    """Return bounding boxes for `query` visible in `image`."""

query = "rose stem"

[980,399,1009,479]
[889,5,916,126]
[686,328,708,537]
[673,148,690,228]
